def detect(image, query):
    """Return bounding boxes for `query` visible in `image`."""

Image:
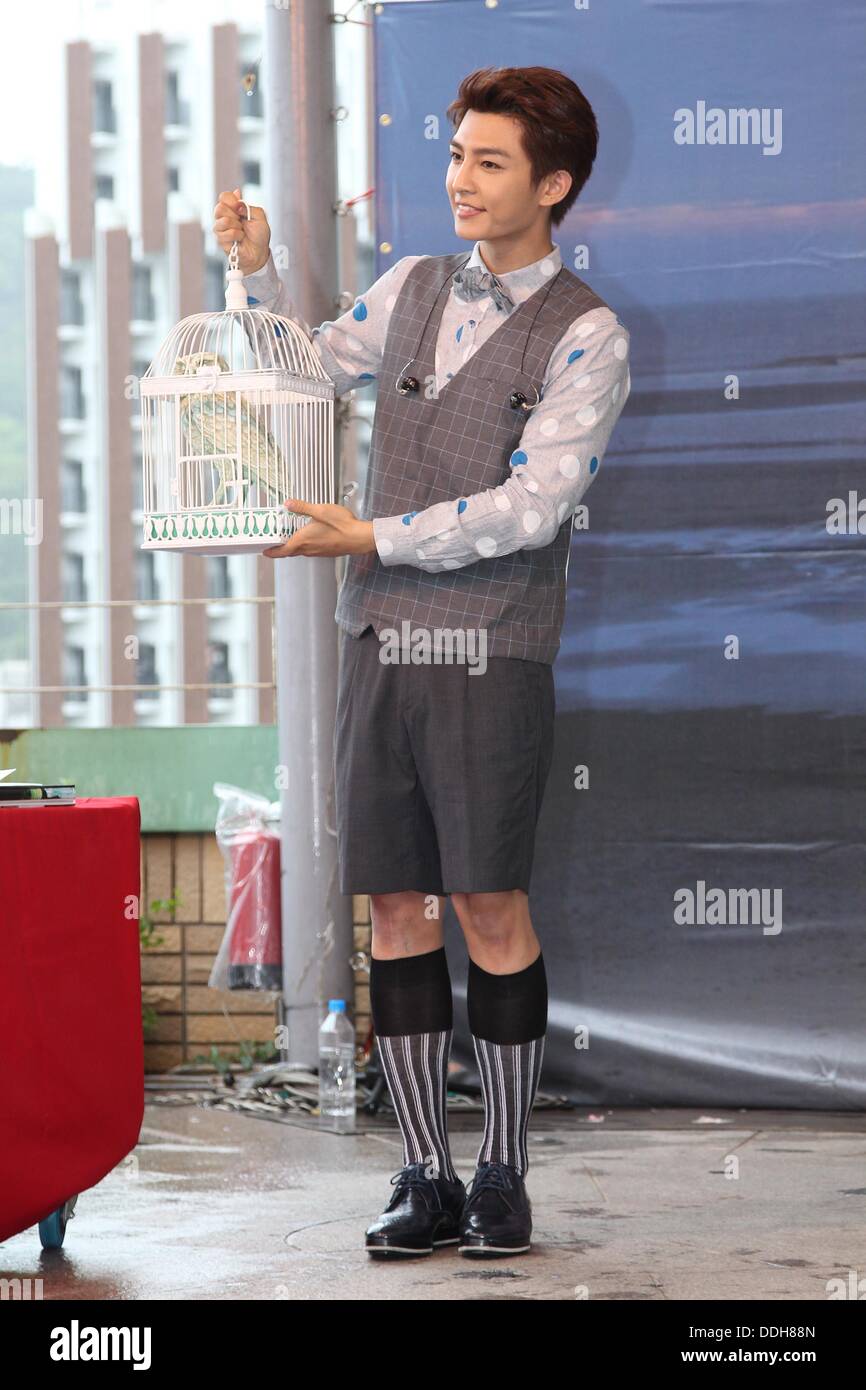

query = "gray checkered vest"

[334,251,610,662]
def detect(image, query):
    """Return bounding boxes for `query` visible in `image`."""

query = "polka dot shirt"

[244,241,631,572]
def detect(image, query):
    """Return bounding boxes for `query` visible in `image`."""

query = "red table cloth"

[0,796,143,1243]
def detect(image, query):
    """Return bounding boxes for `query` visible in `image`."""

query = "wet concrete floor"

[3,1100,864,1300]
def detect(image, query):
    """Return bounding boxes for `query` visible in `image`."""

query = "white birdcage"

[139,211,335,554]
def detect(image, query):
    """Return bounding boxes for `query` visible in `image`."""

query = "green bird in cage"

[173,352,285,508]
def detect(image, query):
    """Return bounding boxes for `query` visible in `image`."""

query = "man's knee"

[450,888,527,938]
[370,890,443,934]
[370,889,425,917]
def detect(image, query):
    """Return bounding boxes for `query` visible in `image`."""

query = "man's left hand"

[262,499,377,559]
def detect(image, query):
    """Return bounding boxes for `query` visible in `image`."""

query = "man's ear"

[542,169,572,207]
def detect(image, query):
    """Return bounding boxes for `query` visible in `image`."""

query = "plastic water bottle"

[318,999,356,1133]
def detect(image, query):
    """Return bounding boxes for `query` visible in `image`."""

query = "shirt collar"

[462,240,562,307]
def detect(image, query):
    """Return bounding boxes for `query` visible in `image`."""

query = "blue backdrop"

[370,0,866,1107]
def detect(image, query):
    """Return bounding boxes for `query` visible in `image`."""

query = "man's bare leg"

[370,890,447,958]
[449,888,539,973]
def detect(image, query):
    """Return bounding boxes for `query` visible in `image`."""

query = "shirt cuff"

[242,254,282,308]
[373,513,417,567]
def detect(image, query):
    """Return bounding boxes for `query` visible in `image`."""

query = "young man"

[214,65,630,1259]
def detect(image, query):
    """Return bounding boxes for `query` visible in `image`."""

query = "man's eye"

[449,153,499,170]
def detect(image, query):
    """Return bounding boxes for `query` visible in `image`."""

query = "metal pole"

[264,0,352,1066]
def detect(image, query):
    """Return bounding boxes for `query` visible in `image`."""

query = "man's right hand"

[213,188,271,275]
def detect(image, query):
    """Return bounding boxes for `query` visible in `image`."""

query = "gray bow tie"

[452,263,515,313]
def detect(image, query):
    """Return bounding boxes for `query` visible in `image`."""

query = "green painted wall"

[0,727,280,831]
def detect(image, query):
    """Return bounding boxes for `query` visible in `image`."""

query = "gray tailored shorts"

[333,623,555,897]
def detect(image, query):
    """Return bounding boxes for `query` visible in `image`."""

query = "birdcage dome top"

[140,304,333,394]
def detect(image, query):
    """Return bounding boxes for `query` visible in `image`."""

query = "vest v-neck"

[425,262,557,399]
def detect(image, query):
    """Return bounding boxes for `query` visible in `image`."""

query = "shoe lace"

[387,1161,440,1209]
[465,1161,518,1207]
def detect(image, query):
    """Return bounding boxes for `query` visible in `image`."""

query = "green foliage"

[192,1041,279,1074]
[139,893,177,951]
[139,893,179,1038]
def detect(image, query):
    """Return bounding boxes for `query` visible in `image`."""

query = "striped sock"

[370,946,458,1183]
[376,1031,458,1182]
[471,1035,545,1177]
[467,951,548,1178]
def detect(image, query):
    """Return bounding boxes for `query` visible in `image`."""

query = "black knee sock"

[370,945,458,1183]
[467,950,548,1177]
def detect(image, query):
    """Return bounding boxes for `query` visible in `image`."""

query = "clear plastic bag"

[209,782,282,992]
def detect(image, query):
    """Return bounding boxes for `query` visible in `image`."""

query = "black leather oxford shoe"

[365,1161,467,1257]
[458,1160,532,1257]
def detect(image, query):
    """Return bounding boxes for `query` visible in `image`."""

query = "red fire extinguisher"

[226,826,283,991]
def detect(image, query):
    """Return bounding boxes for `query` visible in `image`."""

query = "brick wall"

[140,832,371,1072]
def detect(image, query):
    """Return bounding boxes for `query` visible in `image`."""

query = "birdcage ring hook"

[228,199,251,273]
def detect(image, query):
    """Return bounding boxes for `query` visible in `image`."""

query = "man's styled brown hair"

[446,66,598,227]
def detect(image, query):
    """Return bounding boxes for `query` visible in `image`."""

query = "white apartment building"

[24,20,275,727]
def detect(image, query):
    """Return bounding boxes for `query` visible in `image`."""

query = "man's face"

[445,109,560,242]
